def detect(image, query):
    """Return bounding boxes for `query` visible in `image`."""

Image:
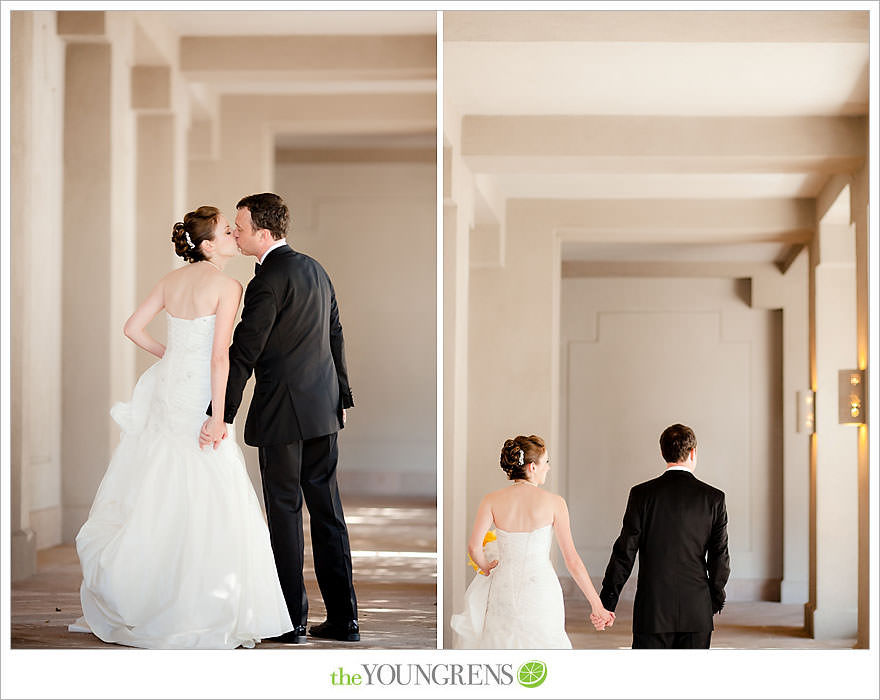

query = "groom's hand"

[590,610,615,631]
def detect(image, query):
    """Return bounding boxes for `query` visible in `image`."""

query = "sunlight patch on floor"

[351,551,437,559]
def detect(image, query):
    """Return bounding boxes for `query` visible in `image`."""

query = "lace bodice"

[451,522,571,648]
[112,313,216,442]
[157,313,216,432]
[165,312,216,358]
[493,524,554,569]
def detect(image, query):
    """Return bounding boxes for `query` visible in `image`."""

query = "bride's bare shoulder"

[549,492,569,515]
[161,265,190,283]
[483,485,513,502]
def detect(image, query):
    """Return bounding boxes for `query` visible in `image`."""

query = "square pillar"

[806,202,859,640]
[134,112,177,375]
[61,41,115,539]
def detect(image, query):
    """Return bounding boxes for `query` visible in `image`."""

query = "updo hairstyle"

[500,435,546,480]
[171,206,220,263]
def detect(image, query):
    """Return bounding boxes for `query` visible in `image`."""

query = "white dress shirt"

[259,239,288,265]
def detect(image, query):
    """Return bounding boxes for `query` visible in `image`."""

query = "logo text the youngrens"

[330,663,515,687]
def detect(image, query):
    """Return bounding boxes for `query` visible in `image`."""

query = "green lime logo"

[517,660,547,688]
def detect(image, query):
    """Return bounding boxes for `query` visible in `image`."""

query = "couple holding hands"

[452,424,731,650]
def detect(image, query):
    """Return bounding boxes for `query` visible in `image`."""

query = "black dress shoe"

[308,620,360,642]
[265,625,307,644]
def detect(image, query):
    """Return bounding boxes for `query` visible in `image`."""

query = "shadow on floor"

[11,498,437,650]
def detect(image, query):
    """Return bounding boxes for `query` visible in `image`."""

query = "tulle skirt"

[70,362,292,649]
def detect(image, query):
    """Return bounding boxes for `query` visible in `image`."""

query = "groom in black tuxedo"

[598,424,730,649]
[203,192,358,644]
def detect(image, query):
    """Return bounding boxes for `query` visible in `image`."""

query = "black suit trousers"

[258,434,357,626]
[632,631,712,649]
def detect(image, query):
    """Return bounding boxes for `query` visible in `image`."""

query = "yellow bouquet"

[467,530,497,575]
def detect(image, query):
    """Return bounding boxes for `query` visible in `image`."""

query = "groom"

[202,192,358,644]
[596,424,730,649]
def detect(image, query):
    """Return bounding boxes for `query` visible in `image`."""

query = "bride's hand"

[590,608,615,631]
[200,418,227,450]
[480,559,499,576]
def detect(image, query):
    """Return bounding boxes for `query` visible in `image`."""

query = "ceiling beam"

[562,260,779,279]
[445,10,868,43]
[221,92,436,133]
[275,147,434,164]
[181,34,436,82]
[508,197,814,242]
[462,115,866,175]
[56,11,105,38]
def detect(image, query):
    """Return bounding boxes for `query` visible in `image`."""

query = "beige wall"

[274,161,437,498]
[561,277,783,599]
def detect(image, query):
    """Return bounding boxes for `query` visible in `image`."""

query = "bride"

[69,206,292,649]
[451,435,614,648]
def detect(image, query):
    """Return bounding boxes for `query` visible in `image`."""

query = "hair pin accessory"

[185,232,195,249]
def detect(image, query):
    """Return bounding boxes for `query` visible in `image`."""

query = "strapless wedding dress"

[69,313,292,649]
[451,523,572,649]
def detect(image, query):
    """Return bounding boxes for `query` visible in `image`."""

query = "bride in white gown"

[69,206,292,649]
[451,435,614,648]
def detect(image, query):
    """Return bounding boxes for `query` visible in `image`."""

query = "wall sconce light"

[797,390,816,434]
[839,369,866,425]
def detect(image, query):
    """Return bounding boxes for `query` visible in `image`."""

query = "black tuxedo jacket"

[599,470,730,634]
[210,245,354,446]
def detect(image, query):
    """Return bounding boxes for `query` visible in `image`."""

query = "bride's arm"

[123,280,167,359]
[553,495,613,623]
[203,278,243,448]
[467,496,498,575]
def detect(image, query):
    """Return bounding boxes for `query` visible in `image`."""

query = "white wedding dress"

[451,523,572,649]
[69,313,292,649]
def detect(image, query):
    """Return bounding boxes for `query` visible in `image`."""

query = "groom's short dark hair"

[659,424,697,463]
[237,193,289,240]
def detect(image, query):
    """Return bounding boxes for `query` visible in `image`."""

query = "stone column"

[850,161,869,649]
[11,9,66,577]
[753,251,811,605]
[58,11,137,540]
[10,12,37,580]
[61,37,114,539]
[780,253,811,605]
[132,65,177,375]
[806,188,859,640]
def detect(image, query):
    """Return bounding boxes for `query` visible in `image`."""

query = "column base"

[804,601,814,637]
[11,528,37,581]
[805,603,858,641]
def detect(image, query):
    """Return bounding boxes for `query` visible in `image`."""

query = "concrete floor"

[11,494,858,651]
[11,498,437,650]
[564,592,858,650]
